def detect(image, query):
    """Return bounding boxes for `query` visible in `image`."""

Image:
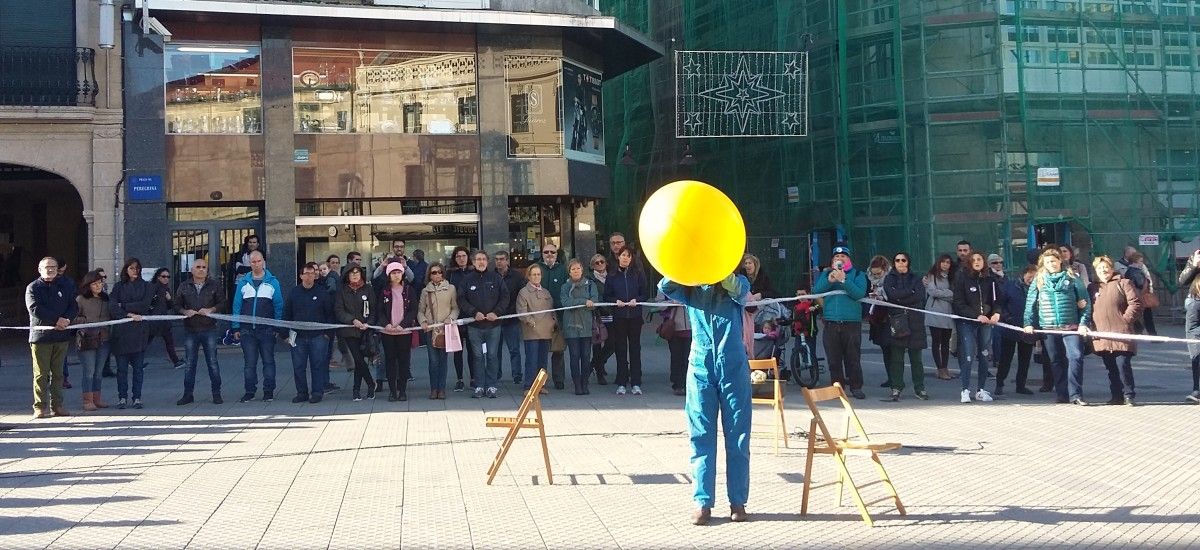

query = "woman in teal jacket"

[560,259,599,395]
[1023,249,1091,405]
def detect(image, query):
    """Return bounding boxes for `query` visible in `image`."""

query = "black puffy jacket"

[952,270,1000,319]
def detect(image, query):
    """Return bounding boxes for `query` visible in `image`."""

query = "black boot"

[574,379,584,395]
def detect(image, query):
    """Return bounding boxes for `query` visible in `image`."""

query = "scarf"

[592,270,607,284]
[348,279,364,291]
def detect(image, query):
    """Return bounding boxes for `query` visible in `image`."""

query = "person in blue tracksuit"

[659,273,753,526]
[231,251,284,402]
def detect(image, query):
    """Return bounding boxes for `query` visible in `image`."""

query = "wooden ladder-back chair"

[485,369,552,485]
[800,382,905,527]
[748,358,788,452]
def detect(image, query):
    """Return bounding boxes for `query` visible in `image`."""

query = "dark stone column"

[121,23,169,269]
[260,20,297,291]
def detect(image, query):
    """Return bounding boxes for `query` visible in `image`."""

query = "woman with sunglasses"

[108,258,153,409]
[418,262,458,399]
[335,265,379,401]
[881,252,927,401]
[147,267,185,369]
[588,254,613,386]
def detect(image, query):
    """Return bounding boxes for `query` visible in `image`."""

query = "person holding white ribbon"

[1088,256,1142,407]
[418,262,457,400]
[1024,249,1091,405]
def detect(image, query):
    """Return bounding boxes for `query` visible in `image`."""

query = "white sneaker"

[976,389,994,402]
[631,385,642,395]
[616,385,627,395]
[960,389,972,403]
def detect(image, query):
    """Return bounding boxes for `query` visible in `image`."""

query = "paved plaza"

[1,323,1199,549]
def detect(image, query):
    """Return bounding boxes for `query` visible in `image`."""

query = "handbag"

[550,326,566,353]
[591,312,608,345]
[1141,288,1160,309]
[361,331,381,359]
[656,308,677,340]
[77,329,105,351]
[444,322,462,353]
[888,310,911,339]
[433,330,446,349]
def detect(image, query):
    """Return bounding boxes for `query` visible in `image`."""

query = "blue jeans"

[501,321,523,382]
[955,320,993,392]
[116,351,146,400]
[77,341,109,393]
[240,326,277,394]
[468,324,502,389]
[1043,333,1084,401]
[426,343,448,391]
[184,329,222,396]
[522,339,549,390]
[291,332,330,398]
[565,337,592,385]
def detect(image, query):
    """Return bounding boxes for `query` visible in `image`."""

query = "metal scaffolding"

[601,0,1200,295]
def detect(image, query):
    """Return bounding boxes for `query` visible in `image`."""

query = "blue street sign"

[128,175,163,202]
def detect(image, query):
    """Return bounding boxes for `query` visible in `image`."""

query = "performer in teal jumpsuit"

[659,273,753,525]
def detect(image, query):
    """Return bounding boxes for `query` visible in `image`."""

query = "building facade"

[601,0,1200,294]
[0,0,123,321]
[123,0,659,291]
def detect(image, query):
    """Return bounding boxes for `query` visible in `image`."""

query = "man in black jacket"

[458,250,510,398]
[494,250,526,385]
[285,263,335,403]
[26,256,79,418]
[175,258,227,405]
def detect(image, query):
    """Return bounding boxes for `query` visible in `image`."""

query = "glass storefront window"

[504,55,563,157]
[292,48,477,134]
[507,197,571,267]
[165,45,262,134]
[297,223,477,270]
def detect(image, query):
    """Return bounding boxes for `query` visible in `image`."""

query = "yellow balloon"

[638,180,746,286]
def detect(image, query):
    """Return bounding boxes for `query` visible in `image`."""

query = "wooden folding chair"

[800,382,905,527]
[485,369,552,485]
[748,358,788,453]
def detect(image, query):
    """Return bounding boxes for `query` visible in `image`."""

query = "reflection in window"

[165,45,262,134]
[292,48,477,134]
[504,56,563,157]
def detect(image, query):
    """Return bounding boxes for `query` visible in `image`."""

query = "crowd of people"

[23,234,658,418]
[22,232,1200,419]
[808,240,1200,407]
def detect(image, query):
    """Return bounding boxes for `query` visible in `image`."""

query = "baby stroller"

[751,301,790,377]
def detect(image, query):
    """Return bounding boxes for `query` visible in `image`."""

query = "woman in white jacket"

[923,254,955,380]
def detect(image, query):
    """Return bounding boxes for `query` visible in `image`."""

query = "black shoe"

[374,380,384,393]
[408,376,416,382]
[212,394,223,404]
[1071,397,1089,406]
[554,382,565,390]
[292,395,309,403]
[176,394,194,406]
[398,392,407,402]
[879,381,890,388]
[263,391,274,402]
[882,389,900,402]
[1124,397,1137,407]
[915,390,929,400]
[513,378,523,386]
[132,399,143,409]
[1015,387,1034,395]
[239,393,255,403]
[309,395,323,404]
[388,392,399,402]
[325,382,341,392]
[366,386,376,400]
[1186,391,1200,404]
[1038,385,1053,393]
[850,389,866,400]
[102,368,116,378]
[1055,397,1070,404]
[454,380,465,392]
[353,389,362,401]
[596,373,609,386]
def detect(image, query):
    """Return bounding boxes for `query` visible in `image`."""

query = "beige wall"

[0,0,124,275]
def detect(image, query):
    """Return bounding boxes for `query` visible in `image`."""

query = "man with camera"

[812,243,869,399]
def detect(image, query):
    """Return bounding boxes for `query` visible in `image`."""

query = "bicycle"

[789,332,824,389]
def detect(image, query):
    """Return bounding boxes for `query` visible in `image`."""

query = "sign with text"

[128,175,163,202]
[1138,234,1159,246]
[563,61,604,165]
[1036,167,1060,186]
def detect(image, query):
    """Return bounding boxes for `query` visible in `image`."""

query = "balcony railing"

[0,46,99,107]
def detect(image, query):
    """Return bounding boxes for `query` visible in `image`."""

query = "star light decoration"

[676,51,808,138]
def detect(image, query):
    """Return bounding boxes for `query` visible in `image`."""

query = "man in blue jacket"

[26,256,79,418]
[285,262,335,403]
[458,250,510,398]
[231,251,284,402]
[813,244,869,399]
[660,273,753,525]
